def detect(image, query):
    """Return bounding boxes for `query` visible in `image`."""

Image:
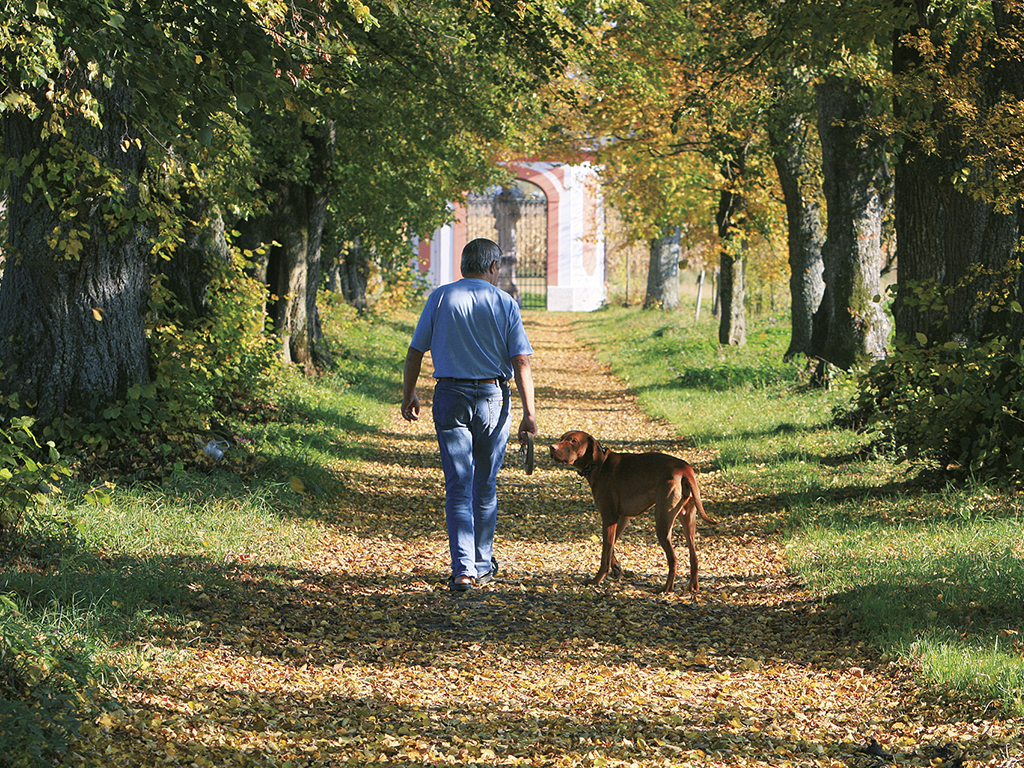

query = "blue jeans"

[432,379,510,578]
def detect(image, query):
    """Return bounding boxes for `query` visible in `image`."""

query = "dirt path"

[75,313,1019,767]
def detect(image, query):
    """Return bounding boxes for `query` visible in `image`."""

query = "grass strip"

[1,301,416,763]
[574,305,1024,715]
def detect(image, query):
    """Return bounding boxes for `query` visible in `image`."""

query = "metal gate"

[466,182,548,309]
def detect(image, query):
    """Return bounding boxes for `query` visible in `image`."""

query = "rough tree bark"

[716,156,747,347]
[772,110,825,361]
[643,226,681,310]
[338,237,369,312]
[811,75,892,371]
[238,122,335,372]
[0,75,152,423]
[159,197,231,321]
[892,0,1024,347]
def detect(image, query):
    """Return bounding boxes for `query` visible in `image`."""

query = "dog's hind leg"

[680,495,699,592]
[609,516,630,578]
[655,490,683,593]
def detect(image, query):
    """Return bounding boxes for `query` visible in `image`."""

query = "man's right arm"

[401,347,424,421]
[511,353,537,440]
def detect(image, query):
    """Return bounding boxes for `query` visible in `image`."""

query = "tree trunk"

[892,1,1024,347]
[711,268,720,318]
[718,248,746,346]
[265,179,331,371]
[694,268,706,321]
[265,185,311,368]
[159,197,231,321]
[643,226,681,310]
[324,247,342,294]
[0,76,151,424]
[716,158,747,346]
[238,123,335,372]
[811,75,892,370]
[772,111,825,361]
[340,237,369,312]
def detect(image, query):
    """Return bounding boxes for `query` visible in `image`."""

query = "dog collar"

[577,445,606,477]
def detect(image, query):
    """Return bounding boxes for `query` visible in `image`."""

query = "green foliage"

[148,247,280,432]
[0,594,106,768]
[0,417,72,539]
[41,383,175,481]
[373,263,431,315]
[34,247,280,476]
[858,333,1024,480]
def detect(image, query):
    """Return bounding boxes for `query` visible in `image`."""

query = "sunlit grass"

[574,305,1024,715]
[915,636,1024,714]
[790,514,1024,711]
[78,482,312,563]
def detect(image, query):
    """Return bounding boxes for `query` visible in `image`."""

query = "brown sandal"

[448,574,473,592]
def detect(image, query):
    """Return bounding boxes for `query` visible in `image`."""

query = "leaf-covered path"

[73,313,1020,767]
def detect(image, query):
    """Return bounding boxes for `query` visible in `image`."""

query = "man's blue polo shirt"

[410,278,533,381]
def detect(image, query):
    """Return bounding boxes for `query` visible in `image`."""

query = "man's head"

[461,238,502,276]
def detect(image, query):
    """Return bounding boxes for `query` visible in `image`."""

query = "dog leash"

[518,433,535,474]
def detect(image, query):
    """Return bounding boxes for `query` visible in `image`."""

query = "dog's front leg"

[609,516,630,579]
[587,519,618,586]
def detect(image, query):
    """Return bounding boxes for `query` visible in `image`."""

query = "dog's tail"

[681,463,717,525]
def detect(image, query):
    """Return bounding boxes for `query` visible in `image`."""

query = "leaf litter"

[69,314,1021,767]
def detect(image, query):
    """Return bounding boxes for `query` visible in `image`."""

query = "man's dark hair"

[462,238,501,275]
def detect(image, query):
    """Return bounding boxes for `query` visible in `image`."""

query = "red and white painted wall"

[413,160,606,312]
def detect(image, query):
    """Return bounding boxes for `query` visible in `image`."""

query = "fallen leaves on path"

[69,314,1021,768]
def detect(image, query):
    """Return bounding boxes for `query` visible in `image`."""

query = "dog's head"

[549,430,600,471]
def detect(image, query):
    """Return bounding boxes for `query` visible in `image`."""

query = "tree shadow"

[1,537,862,677]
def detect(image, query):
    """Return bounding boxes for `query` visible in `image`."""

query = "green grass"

[789,502,1024,712]
[575,305,1024,715]
[0,300,418,764]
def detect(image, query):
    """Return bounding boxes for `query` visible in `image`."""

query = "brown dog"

[550,430,715,592]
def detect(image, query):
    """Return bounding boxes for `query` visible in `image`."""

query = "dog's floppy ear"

[584,433,602,464]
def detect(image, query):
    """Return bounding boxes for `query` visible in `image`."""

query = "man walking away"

[401,238,538,592]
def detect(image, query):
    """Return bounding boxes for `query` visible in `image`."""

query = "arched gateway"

[414,161,606,311]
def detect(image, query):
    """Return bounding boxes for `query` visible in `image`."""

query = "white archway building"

[414,160,606,311]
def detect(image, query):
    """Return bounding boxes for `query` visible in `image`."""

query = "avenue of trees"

[560,1,1024,366]
[3,0,1024,483]
[548,0,1024,477]
[0,0,583,438]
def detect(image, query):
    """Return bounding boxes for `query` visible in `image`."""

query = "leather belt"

[437,377,501,385]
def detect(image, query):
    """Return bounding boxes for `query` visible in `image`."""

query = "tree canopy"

[5,0,1024,477]
[0,0,584,429]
